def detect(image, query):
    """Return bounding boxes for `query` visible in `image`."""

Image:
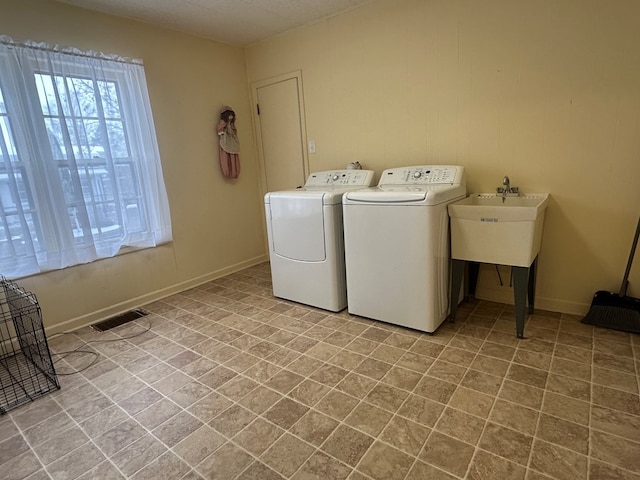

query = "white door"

[253,72,308,193]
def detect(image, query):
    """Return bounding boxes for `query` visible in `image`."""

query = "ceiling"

[56,0,375,46]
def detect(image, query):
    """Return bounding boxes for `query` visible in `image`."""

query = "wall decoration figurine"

[217,105,240,179]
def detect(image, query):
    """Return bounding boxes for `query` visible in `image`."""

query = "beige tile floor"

[1,262,639,480]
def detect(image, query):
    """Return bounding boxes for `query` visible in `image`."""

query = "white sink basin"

[448,193,550,267]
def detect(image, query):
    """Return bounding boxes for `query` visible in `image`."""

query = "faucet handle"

[496,187,505,194]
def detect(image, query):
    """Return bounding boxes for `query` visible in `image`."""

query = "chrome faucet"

[497,175,518,202]
[502,176,510,196]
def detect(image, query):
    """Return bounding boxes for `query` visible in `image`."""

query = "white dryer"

[342,165,466,332]
[265,170,375,311]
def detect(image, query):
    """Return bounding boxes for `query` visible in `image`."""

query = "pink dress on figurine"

[217,106,240,179]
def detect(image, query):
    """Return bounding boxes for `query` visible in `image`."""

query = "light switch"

[308,139,316,154]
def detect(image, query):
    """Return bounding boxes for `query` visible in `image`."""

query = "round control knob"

[413,171,422,179]
[332,175,339,181]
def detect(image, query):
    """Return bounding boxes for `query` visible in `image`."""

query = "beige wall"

[3,0,639,329]
[246,0,640,314]
[2,0,267,332]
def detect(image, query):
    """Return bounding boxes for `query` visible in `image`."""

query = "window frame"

[0,42,172,277]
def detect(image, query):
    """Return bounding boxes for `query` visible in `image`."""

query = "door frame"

[250,70,310,197]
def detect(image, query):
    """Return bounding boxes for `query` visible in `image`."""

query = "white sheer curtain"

[0,37,172,278]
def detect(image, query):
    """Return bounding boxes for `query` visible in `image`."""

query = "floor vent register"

[91,309,148,332]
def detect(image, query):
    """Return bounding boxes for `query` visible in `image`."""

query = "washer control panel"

[305,170,375,187]
[379,165,465,186]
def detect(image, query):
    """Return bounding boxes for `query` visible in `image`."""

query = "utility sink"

[448,193,550,267]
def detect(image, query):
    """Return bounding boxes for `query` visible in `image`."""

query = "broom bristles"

[581,305,640,334]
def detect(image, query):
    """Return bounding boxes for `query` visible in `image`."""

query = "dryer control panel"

[379,165,465,186]
[305,170,375,187]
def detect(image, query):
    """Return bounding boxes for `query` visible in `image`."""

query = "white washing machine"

[342,165,466,332]
[265,169,375,311]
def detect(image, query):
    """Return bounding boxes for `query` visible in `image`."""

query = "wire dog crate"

[0,276,59,414]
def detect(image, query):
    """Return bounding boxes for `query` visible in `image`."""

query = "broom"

[581,216,640,333]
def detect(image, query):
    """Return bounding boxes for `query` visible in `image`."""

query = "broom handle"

[620,216,640,296]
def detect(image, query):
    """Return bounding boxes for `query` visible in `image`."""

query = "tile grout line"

[75,325,216,480]
[523,316,559,478]
[159,300,406,478]
[231,269,639,478]
[136,294,639,479]
[586,327,596,479]
[47,353,156,480]
[217,304,463,478]
[28,340,156,479]
[459,302,524,479]
[253,320,424,479]
[349,320,465,480]
[219,304,441,478]
[68,311,266,479]
[6,265,640,480]
[205,294,624,478]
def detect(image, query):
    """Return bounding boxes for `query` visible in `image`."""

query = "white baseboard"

[48,254,269,336]
[473,286,590,316]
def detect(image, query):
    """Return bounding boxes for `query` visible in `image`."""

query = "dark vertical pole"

[512,266,530,338]
[468,262,480,299]
[527,256,538,314]
[449,259,465,320]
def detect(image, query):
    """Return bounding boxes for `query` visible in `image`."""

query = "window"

[0,38,172,278]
